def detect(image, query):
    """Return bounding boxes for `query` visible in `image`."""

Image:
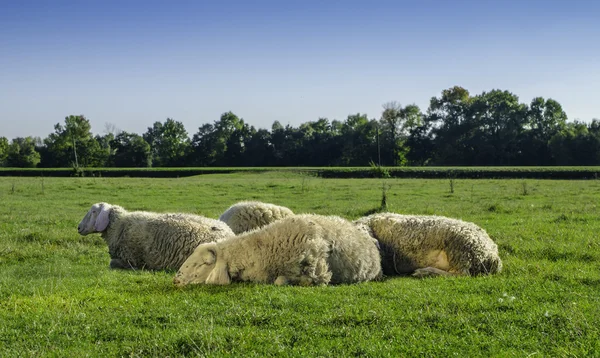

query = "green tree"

[549,121,600,165]
[340,113,379,166]
[42,115,101,167]
[406,122,435,166]
[214,111,246,165]
[424,86,473,165]
[143,118,190,167]
[379,102,423,166]
[270,121,297,165]
[189,123,219,166]
[242,128,275,166]
[224,122,254,166]
[189,112,255,166]
[5,137,41,167]
[67,133,113,168]
[529,97,567,135]
[468,90,528,165]
[110,132,152,167]
[0,137,8,166]
[422,87,529,165]
[284,118,339,166]
[521,97,568,165]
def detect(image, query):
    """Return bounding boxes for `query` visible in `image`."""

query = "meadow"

[0,172,598,357]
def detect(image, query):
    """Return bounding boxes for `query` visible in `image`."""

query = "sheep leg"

[411,267,461,278]
[274,276,289,286]
[311,257,332,286]
[275,274,323,287]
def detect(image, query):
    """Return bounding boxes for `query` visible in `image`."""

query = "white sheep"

[218,200,294,234]
[353,212,502,277]
[77,202,235,270]
[173,214,382,287]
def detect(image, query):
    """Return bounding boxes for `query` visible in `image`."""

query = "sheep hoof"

[412,267,455,278]
[299,276,320,286]
[274,276,289,286]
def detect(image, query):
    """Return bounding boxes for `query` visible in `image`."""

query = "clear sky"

[1,0,598,139]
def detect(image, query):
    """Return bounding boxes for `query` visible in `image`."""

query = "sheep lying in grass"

[218,200,294,234]
[353,212,502,277]
[173,214,382,287]
[77,202,235,270]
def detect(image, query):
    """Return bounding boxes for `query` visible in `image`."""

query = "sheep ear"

[94,204,111,232]
[205,249,230,285]
[206,262,231,285]
[202,246,217,265]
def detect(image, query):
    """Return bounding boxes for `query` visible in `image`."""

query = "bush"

[1,166,600,179]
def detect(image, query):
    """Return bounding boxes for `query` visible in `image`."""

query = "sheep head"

[173,242,231,287]
[78,202,112,235]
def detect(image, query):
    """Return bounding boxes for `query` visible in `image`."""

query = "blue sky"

[1,0,598,139]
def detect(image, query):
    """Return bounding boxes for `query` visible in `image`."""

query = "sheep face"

[78,202,111,235]
[173,243,231,287]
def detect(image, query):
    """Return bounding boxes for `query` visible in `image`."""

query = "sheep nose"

[77,225,82,232]
[173,277,181,286]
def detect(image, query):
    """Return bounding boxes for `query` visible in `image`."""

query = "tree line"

[1,86,599,168]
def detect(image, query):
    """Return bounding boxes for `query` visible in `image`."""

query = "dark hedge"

[1,167,600,179]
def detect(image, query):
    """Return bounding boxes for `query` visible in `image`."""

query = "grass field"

[1,172,599,357]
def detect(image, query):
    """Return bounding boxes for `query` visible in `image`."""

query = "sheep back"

[104,207,234,270]
[354,212,502,276]
[218,215,333,286]
[217,214,381,285]
[218,201,294,234]
[294,214,383,284]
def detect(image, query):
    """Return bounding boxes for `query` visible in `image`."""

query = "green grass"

[1,172,599,357]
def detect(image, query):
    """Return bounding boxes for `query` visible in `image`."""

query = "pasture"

[0,172,599,357]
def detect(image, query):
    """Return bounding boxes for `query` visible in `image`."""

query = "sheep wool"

[173,214,382,287]
[77,202,235,270]
[218,201,295,234]
[354,212,502,277]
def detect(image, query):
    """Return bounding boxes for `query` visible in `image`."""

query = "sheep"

[353,212,502,278]
[77,202,235,271]
[218,200,294,234]
[173,214,382,287]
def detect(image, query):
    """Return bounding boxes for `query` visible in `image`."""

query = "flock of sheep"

[77,200,503,287]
